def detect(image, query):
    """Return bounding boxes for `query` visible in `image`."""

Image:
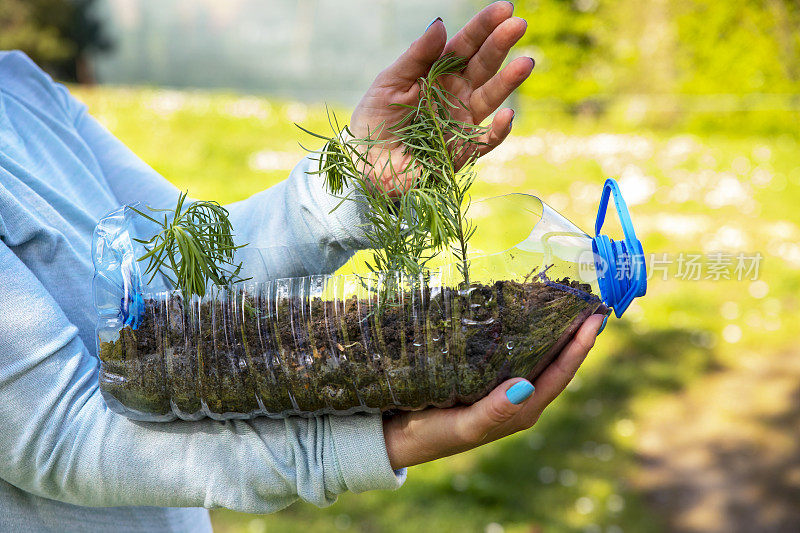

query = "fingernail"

[528,56,536,68]
[510,111,516,126]
[506,380,534,404]
[596,314,609,335]
[426,17,442,31]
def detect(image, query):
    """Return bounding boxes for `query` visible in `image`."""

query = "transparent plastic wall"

[93,195,608,421]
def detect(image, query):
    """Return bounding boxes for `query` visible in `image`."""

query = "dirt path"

[633,351,800,532]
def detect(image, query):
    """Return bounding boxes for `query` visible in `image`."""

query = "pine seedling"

[131,191,249,299]
[300,53,487,286]
[388,52,488,284]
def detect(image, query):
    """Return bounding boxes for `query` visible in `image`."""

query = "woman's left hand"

[383,314,605,469]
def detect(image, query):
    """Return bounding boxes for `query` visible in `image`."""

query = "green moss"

[98,279,604,419]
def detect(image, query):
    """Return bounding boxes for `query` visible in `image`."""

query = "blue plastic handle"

[595,179,640,245]
[592,178,647,320]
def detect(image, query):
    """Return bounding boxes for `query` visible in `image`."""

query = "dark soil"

[98,276,607,420]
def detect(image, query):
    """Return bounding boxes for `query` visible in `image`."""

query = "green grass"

[71,85,800,533]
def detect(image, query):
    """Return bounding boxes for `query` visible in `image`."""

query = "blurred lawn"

[72,86,800,533]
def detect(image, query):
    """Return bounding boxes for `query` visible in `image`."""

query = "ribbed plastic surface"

[93,201,607,421]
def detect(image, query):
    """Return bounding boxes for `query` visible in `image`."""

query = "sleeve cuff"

[327,413,406,493]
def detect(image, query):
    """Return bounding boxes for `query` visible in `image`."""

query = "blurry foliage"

[515,0,800,105]
[674,0,800,94]
[514,0,604,104]
[0,0,111,82]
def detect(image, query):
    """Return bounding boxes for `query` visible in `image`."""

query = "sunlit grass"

[71,85,800,533]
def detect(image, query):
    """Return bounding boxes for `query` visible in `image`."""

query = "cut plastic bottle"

[92,179,646,421]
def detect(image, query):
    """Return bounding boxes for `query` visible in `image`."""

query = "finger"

[463,17,528,88]
[470,56,534,122]
[454,378,534,444]
[442,1,514,61]
[453,107,514,169]
[375,18,447,90]
[475,108,515,158]
[529,314,605,408]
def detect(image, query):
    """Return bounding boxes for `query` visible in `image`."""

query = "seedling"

[131,191,248,298]
[300,53,488,286]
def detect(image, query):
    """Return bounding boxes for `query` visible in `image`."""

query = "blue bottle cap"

[592,178,647,320]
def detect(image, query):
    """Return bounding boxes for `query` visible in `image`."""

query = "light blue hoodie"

[0,51,404,532]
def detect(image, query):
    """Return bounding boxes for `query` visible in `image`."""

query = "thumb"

[457,378,534,444]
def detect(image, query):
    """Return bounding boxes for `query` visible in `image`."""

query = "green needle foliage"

[300,53,488,286]
[131,191,248,299]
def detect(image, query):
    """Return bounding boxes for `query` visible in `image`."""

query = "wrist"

[383,409,474,470]
[383,414,410,470]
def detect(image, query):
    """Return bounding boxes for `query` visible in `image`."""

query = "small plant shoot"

[299,53,488,286]
[131,191,248,298]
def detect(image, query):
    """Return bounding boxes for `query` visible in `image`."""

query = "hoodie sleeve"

[0,239,404,513]
[72,100,371,279]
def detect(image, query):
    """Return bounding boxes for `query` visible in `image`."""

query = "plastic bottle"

[93,179,646,421]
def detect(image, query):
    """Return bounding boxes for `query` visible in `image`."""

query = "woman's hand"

[350,1,533,193]
[383,314,605,469]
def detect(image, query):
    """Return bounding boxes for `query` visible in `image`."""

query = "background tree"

[513,0,800,112]
[0,0,111,83]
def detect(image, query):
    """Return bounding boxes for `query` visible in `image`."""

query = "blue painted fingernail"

[510,111,516,126]
[597,314,609,334]
[506,381,534,404]
[426,17,442,31]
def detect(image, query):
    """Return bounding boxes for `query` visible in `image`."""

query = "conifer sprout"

[131,191,249,298]
[299,53,488,287]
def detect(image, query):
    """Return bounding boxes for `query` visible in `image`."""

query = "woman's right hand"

[383,314,605,469]
[349,1,532,194]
